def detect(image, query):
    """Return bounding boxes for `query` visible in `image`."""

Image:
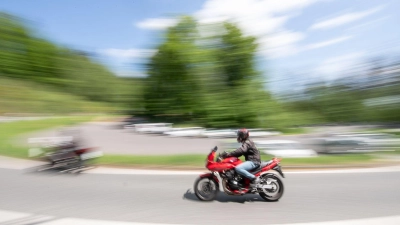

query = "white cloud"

[310,5,384,30]
[133,0,355,59]
[99,48,157,59]
[259,34,351,58]
[303,35,352,51]
[193,0,320,58]
[314,52,366,80]
[195,0,316,35]
[346,16,389,33]
[136,18,178,30]
[259,31,305,58]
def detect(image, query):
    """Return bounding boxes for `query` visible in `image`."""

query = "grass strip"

[93,153,376,168]
[276,154,374,165]
[0,116,95,158]
[0,117,382,168]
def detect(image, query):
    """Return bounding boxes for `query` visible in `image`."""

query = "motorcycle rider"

[221,128,261,188]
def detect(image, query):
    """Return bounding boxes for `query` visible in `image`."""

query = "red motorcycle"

[194,146,285,201]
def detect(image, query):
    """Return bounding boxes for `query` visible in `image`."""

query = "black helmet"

[237,128,249,143]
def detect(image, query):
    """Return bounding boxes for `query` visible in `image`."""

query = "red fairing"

[74,147,93,155]
[200,173,219,183]
[253,157,282,177]
[205,152,241,172]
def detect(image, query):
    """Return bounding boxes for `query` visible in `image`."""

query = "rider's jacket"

[226,139,261,165]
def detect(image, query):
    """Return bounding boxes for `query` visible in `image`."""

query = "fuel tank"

[221,157,242,166]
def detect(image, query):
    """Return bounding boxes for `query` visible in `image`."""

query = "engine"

[224,170,244,190]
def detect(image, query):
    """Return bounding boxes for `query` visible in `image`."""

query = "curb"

[93,160,400,171]
[0,155,399,170]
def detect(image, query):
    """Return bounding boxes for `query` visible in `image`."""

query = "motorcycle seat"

[250,160,273,174]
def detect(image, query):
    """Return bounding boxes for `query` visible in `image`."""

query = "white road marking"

[0,210,30,223]
[283,215,400,225]
[40,217,178,225]
[0,209,399,225]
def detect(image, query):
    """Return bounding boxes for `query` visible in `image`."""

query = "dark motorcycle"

[28,137,102,173]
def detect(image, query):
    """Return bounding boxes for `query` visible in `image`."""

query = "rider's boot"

[250,177,260,188]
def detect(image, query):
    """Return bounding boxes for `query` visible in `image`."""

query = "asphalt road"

[20,122,331,155]
[20,122,240,155]
[1,168,400,224]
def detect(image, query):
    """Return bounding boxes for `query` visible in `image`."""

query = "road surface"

[0,166,399,224]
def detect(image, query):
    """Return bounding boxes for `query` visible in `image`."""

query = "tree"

[199,22,276,128]
[144,18,280,128]
[144,16,202,118]
[0,12,129,107]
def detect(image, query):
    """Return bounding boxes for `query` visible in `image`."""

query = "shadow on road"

[23,164,94,176]
[182,189,265,203]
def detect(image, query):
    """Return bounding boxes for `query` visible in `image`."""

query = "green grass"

[0,116,382,168]
[266,154,374,165]
[92,152,376,168]
[0,77,118,114]
[0,116,95,158]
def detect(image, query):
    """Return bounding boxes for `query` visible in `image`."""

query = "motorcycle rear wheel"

[194,177,218,201]
[258,173,284,202]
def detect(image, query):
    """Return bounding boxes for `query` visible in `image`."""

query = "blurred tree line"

[0,12,142,112]
[288,57,400,124]
[2,11,399,128]
[143,16,400,128]
[143,16,316,129]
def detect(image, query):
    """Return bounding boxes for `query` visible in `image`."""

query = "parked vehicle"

[254,140,317,158]
[109,116,148,129]
[164,127,205,137]
[194,146,285,201]
[133,123,173,134]
[312,137,370,154]
[333,133,400,149]
[202,129,237,138]
[248,129,281,137]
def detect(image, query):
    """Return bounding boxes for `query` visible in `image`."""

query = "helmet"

[236,128,249,143]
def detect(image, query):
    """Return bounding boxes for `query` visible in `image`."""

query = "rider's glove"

[211,146,218,152]
[220,151,229,158]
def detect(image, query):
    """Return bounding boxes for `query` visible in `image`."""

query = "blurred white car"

[332,132,400,150]
[164,127,206,137]
[312,137,370,154]
[248,129,281,137]
[254,140,318,158]
[134,123,173,134]
[202,129,237,138]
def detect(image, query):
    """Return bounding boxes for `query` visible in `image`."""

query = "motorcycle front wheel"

[258,173,284,202]
[194,177,218,201]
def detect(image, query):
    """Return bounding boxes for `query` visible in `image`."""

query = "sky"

[1,0,400,93]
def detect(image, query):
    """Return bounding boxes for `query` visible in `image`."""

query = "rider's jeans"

[235,161,257,180]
